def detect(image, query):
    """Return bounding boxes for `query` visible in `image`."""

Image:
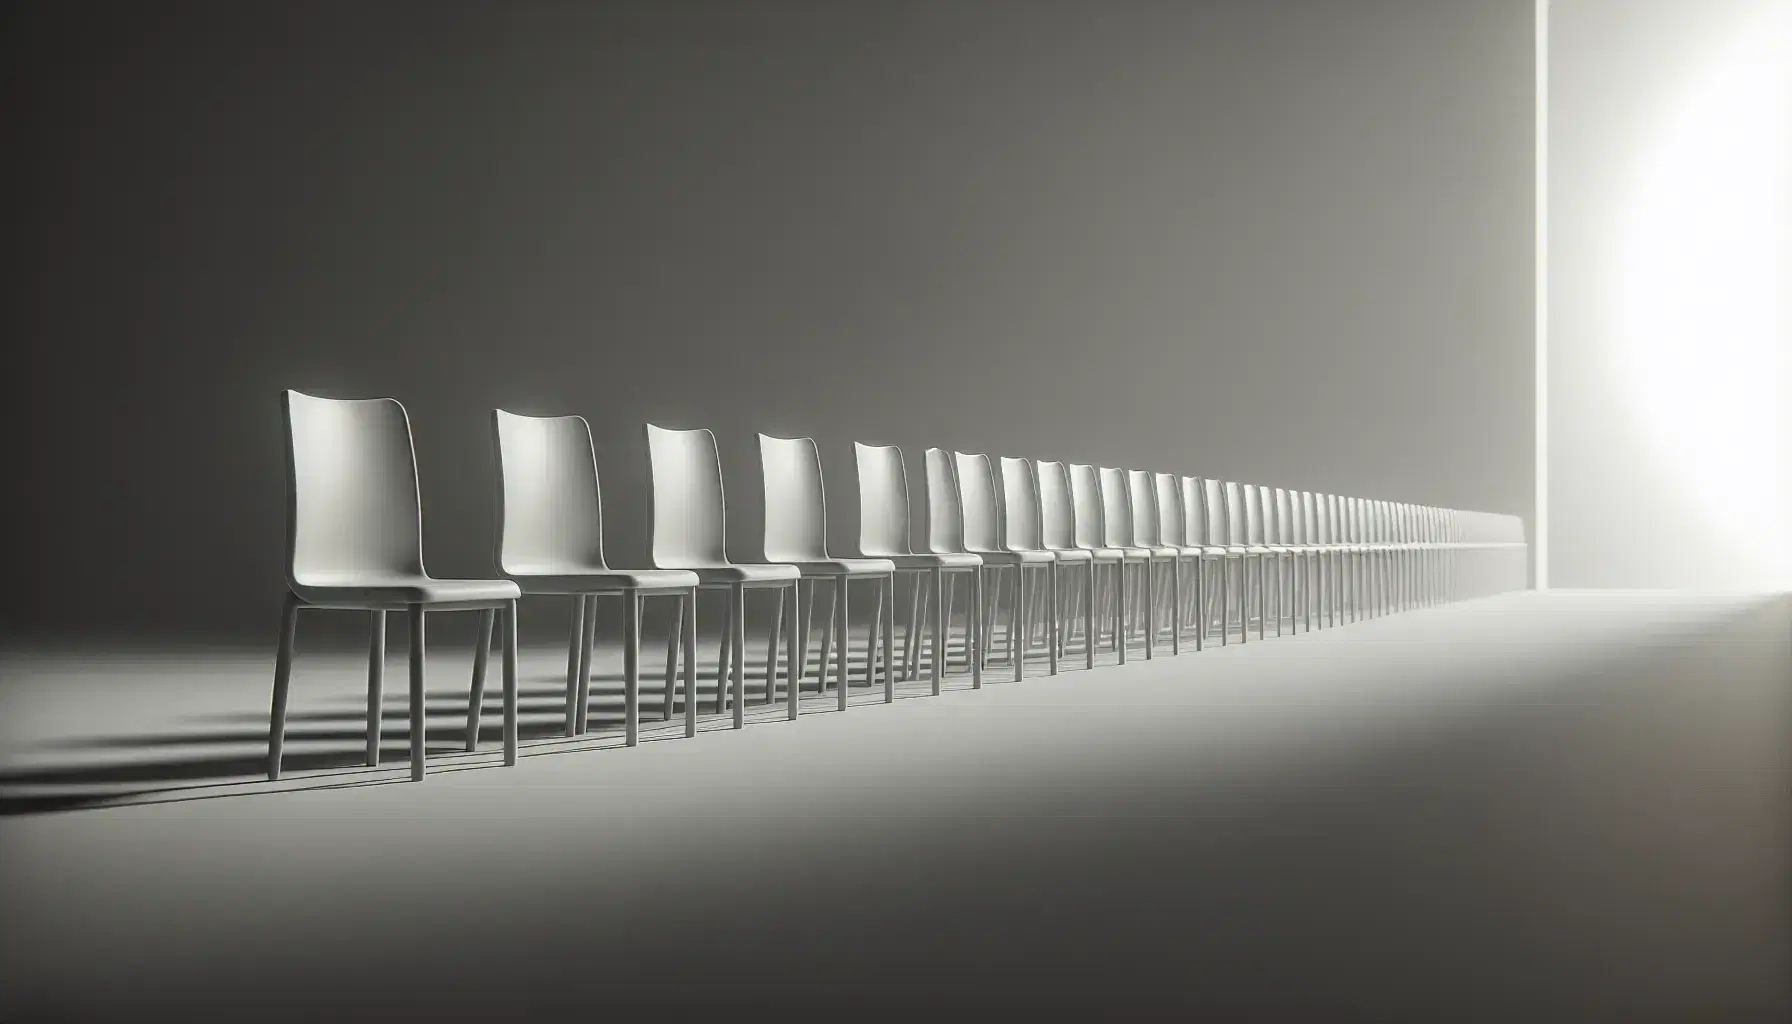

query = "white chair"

[957,452,1054,682]
[1277,488,1319,633]
[493,411,699,748]
[1235,482,1275,640]
[273,391,521,783]
[1258,486,1297,637]
[1205,478,1251,644]
[760,434,896,710]
[1127,469,1180,657]
[1180,475,1227,648]
[1099,467,1156,659]
[1155,472,1203,653]
[1068,463,1133,662]
[997,456,1062,677]
[1038,460,1101,669]
[644,424,801,732]
[855,442,982,694]
[922,448,993,685]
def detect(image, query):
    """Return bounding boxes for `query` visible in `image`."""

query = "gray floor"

[3,591,1789,1021]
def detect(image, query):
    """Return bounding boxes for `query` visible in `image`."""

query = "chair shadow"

[0,631,1072,819]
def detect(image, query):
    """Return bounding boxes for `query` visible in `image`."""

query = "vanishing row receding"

[273,390,1529,782]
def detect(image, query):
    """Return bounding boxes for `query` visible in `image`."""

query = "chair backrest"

[1277,489,1297,546]
[1207,478,1232,546]
[1156,473,1185,547]
[923,448,966,554]
[1038,460,1077,551]
[855,442,912,558]
[998,457,1044,552]
[1301,491,1319,546]
[1182,476,1206,546]
[954,451,1002,553]
[1128,470,1161,547]
[759,433,830,563]
[1267,487,1288,545]
[1069,464,1106,549]
[645,423,729,568]
[1099,467,1134,548]
[492,409,607,576]
[283,390,425,585]
[1241,483,1265,546]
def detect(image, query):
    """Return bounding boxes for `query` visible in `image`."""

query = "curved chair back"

[1240,483,1265,546]
[954,451,1002,554]
[645,423,729,569]
[998,457,1044,552]
[923,448,967,554]
[1300,491,1320,547]
[1038,460,1077,550]
[1184,477,1208,546]
[759,433,830,563]
[1098,467,1134,549]
[1277,489,1296,547]
[1128,470,1161,547]
[1206,479,1231,546]
[1069,464,1107,550]
[283,390,424,587]
[854,442,912,558]
[1156,474,1185,548]
[492,410,606,576]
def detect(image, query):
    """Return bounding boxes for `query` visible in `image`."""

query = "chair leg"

[367,610,386,765]
[464,609,493,752]
[408,604,426,783]
[764,589,785,706]
[502,600,519,766]
[683,588,700,738]
[1115,564,1128,665]
[910,577,924,681]
[1084,562,1097,668]
[1143,562,1156,660]
[716,595,733,714]
[1048,564,1060,675]
[665,597,683,721]
[564,597,585,738]
[942,571,957,668]
[939,570,953,695]
[577,596,598,734]
[268,595,299,782]
[835,578,850,712]
[971,568,986,688]
[731,583,747,728]
[883,575,896,703]
[786,583,801,721]
[1014,566,1029,682]
[818,582,837,695]
[1171,561,1182,655]
[868,577,885,692]
[624,593,641,746]
[799,578,816,684]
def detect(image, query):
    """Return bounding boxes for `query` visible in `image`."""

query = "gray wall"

[1547,0,1790,591]
[5,0,1535,643]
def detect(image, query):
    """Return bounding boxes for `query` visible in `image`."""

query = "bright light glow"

[1611,1,1790,588]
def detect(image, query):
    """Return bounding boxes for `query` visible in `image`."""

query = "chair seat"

[1197,546,1239,558]
[786,557,897,577]
[882,552,984,570]
[506,567,700,593]
[679,563,803,585]
[1043,547,1094,562]
[1077,546,1126,561]
[1143,545,1180,559]
[292,575,521,609]
[971,548,1055,564]
[1244,546,1273,555]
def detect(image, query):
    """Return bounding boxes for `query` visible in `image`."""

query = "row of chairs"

[272,391,1527,782]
